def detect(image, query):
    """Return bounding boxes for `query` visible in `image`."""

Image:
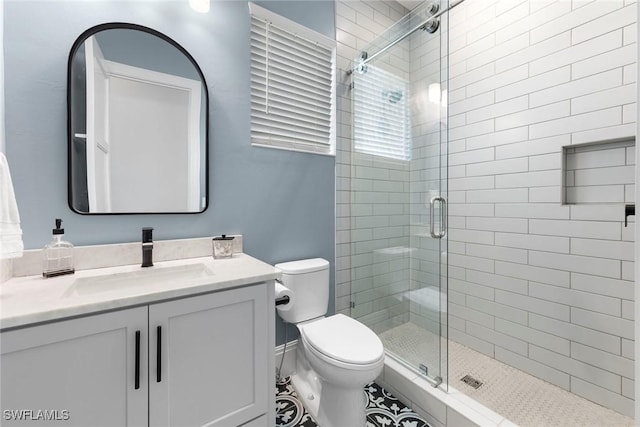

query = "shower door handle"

[429,196,446,239]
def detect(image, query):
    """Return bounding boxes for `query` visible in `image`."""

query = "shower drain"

[460,374,483,389]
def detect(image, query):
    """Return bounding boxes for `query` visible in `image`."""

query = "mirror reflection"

[68,24,208,214]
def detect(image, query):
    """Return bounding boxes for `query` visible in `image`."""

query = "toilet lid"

[299,314,384,365]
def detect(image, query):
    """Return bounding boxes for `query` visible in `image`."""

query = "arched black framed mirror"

[68,23,209,214]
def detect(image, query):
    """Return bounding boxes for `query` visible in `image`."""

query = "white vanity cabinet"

[0,282,273,427]
[149,283,270,427]
[0,307,149,426]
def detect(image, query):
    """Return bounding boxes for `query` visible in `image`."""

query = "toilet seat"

[299,314,384,368]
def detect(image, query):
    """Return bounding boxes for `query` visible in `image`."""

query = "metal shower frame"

[348,0,466,75]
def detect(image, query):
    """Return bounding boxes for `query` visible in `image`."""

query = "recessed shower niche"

[563,139,636,205]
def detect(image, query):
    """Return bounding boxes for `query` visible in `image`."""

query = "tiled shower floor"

[275,376,431,427]
[380,322,635,427]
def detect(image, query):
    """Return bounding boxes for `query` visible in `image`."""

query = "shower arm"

[347,0,466,75]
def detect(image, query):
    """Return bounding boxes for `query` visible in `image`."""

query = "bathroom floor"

[380,322,635,427]
[275,376,431,427]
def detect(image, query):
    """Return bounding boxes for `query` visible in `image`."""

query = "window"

[353,65,412,161]
[249,3,336,156]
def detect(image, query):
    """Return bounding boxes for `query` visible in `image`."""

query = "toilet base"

[291,373,367,427]
[287,315,384,427]
[291,343,370,427]
[317,381,367,427]
[290,373,320,421]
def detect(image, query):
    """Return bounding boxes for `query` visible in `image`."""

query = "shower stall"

[348,0,451,388]
[341,0,636,425]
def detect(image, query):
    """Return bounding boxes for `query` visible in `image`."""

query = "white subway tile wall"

[445,0,636,416]
[335,0,410,327]
[337,0,636,418]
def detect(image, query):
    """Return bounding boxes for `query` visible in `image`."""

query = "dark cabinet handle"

[134,330,140,390]
[156,326,162,382]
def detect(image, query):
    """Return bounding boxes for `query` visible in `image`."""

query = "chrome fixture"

[422,19,440,33]
[356,51,369,74]
[348,0,467,75]
[421,3,440,33]
[461,374,483,389]
[429,196,447,239]
[384,89,404,104]
[426,2,440,15]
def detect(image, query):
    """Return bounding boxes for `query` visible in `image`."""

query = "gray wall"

[95,29,201,81]
[4,0,335,344]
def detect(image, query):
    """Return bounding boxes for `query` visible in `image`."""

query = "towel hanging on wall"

[0,152,24,259]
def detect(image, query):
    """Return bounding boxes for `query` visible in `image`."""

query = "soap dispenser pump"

[42,218,75,278]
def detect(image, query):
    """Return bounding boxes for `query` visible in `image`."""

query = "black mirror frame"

[66,22,209,215]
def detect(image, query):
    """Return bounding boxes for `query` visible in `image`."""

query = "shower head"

[384,90,404,104]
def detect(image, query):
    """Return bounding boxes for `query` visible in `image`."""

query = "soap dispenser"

[42,218,75,278]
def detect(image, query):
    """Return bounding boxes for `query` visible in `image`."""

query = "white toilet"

[275,258,384,427]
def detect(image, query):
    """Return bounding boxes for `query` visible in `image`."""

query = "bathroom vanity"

[0,254,276,427]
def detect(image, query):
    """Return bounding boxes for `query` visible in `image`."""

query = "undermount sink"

[64,263,214,297]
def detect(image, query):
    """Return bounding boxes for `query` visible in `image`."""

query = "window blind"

[353,65,411,161]
[250,5,336,155]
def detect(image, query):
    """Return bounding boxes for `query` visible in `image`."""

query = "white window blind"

[353,65,411,161]
[249,4,336,156]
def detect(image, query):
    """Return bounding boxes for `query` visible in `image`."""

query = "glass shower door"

[348,0,448,388]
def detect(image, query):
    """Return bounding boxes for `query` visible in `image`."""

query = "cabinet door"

[149,284,268,427]
[0,307,148,426]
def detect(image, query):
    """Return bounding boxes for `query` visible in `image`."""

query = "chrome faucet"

[142,227,154,267]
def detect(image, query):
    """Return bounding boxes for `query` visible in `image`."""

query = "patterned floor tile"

[275,378,317,427]
[364,383,431,427]
[275,376,430,427]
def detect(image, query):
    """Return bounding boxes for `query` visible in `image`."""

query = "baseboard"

[275,339,298,379]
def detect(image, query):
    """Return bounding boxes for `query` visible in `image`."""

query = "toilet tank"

[275,258,330,324]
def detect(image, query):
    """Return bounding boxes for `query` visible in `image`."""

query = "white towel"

[0,152,24,259]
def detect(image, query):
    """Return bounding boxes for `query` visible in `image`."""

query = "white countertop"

[0,254,277,330]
